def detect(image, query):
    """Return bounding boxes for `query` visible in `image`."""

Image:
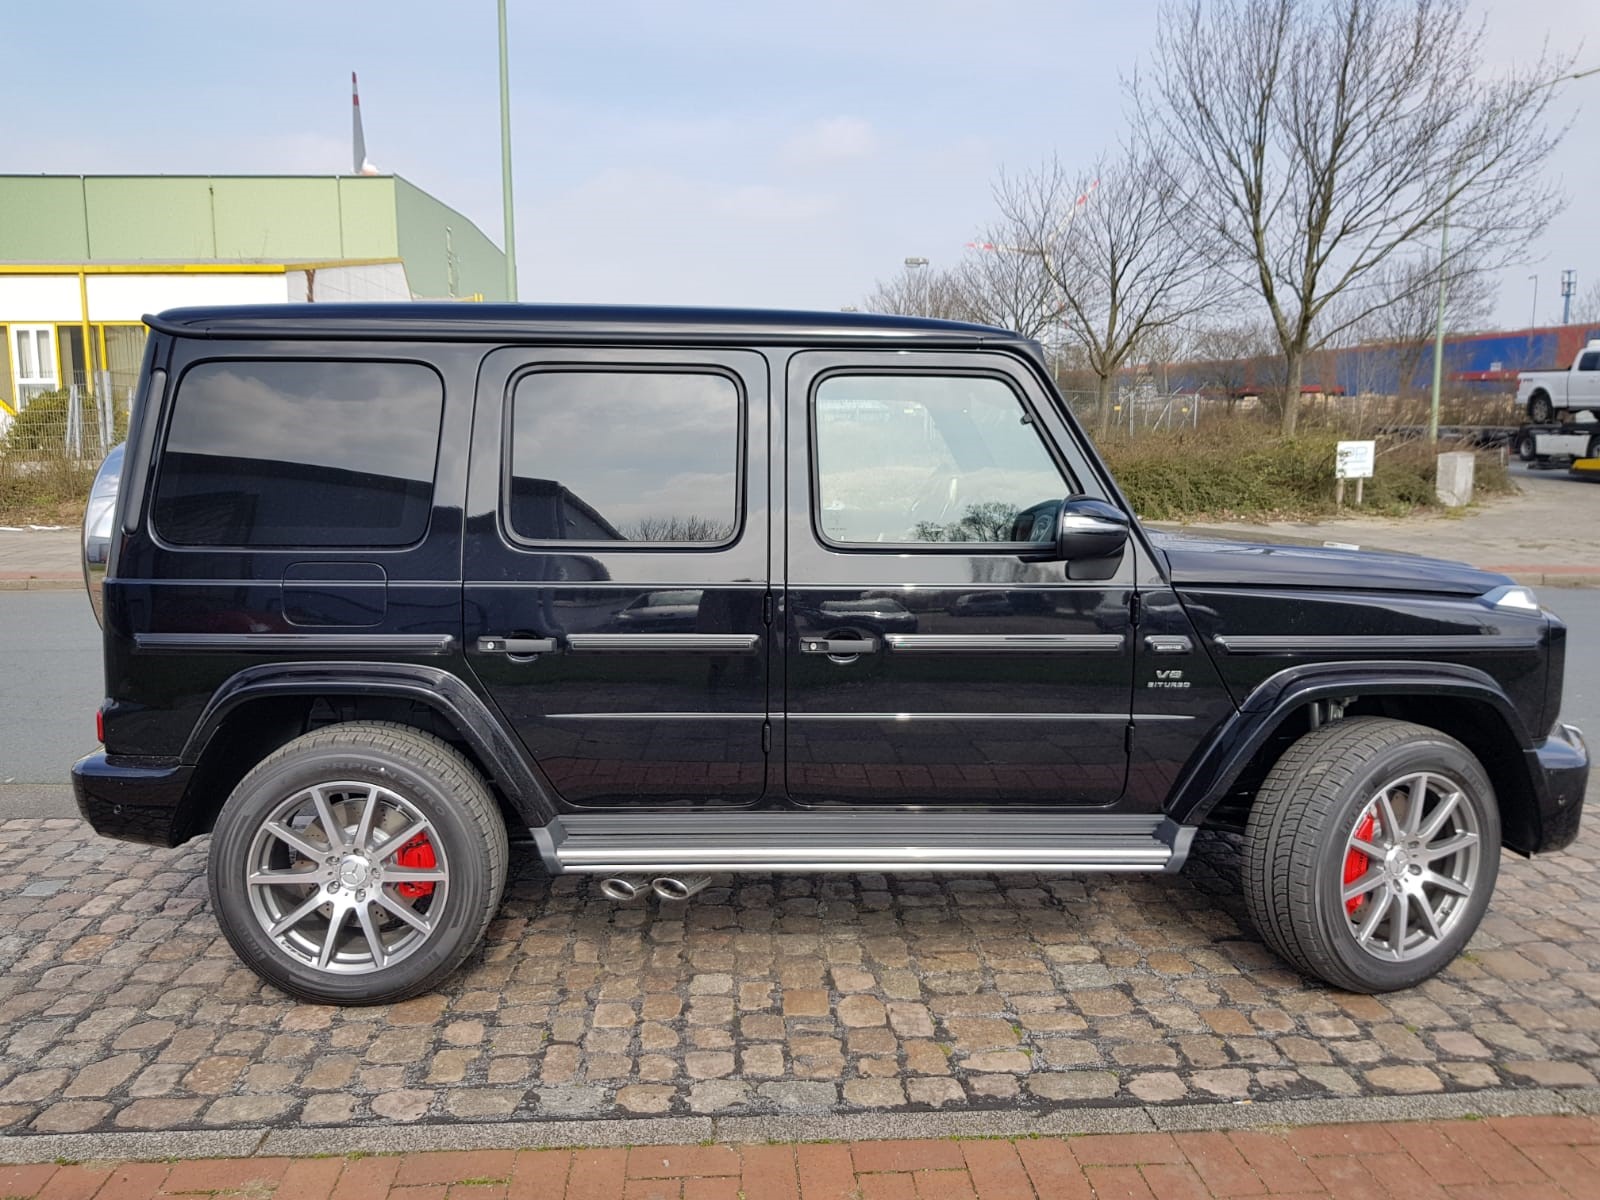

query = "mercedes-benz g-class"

[74,304,1587,1005]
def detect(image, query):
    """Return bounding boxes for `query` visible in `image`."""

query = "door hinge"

[1129,593,1141,629]
[762,721,772,753]
[1125,723,1134,754]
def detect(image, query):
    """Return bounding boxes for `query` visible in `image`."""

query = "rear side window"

[507,369,741,544]
[153,360,443,547]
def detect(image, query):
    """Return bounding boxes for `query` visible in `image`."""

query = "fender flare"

[183,660,560,826]
[1166,659,1537,827]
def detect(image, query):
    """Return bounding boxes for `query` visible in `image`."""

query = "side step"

[536,812,1194,875]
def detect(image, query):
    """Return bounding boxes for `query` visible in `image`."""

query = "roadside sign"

[1336,440,1375,479]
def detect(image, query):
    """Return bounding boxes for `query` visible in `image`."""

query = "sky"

[3,0,1596,332]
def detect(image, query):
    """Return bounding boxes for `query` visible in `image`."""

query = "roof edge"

[144,302,1020,344]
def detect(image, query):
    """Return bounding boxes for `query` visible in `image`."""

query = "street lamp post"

[1529,274,1539,331]
[497,0,518,302]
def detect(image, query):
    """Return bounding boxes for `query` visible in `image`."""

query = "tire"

[1528,392,1554,425]
[207,721,509,1006]
[1242,717,1499,993]
[1516,431,1538,462]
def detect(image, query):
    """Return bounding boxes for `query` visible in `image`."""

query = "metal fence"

[1058,383,1522,438]
[1060,387,1221,434]
[0,370,131,461]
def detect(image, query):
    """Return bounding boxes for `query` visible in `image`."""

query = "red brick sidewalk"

[1,1114,1596,1199]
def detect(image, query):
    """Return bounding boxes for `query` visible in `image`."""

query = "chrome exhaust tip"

[651,874,712,901]
[599,874,649,901]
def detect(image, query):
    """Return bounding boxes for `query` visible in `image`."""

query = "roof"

[144,302,1023,345]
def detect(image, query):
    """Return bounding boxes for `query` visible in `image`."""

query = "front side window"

[1579,352,1600,372]
[813,374,1071,545]
[507,370,740,544]
[153,360,443,547]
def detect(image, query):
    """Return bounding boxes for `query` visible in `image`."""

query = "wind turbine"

[352,72,381,176]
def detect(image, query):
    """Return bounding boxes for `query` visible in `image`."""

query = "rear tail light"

[95,707,105,744]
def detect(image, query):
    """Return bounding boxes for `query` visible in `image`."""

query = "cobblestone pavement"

[5,1115,1600,1198]
[1,816,1597,1137]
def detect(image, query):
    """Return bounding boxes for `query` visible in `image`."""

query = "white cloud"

[780,117,879,169]
[715,184,838,223]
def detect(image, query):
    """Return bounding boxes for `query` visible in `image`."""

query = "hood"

[1147,528,1510,595]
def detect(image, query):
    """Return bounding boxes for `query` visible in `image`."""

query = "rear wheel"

[208,721,508,1005]
[1528,392,1554,424]
[1243,717,1499,993]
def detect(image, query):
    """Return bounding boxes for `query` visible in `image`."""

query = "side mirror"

[1056,492,1132,579]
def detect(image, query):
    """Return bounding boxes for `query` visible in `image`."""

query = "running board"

[533,813,1195,875]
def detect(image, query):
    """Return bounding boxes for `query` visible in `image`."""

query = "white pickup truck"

[1518,340,1600,423]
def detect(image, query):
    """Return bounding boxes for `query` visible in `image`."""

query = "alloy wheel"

[244,781,448,975]
[1339,770,1482,962]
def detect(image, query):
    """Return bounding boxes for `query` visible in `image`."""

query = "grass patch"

[1096,418,1513,522]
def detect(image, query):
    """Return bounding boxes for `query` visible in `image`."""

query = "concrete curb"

[0,1085,1592,1165]
[0,578,77,591]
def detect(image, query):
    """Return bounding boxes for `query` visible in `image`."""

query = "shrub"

[0,390,127,525]
[1096,417,1511,522]
[1,389,126,457]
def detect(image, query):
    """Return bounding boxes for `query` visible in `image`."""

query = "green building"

[0,174,506,416]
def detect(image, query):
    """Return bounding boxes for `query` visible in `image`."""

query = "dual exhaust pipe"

[598,874,712,902]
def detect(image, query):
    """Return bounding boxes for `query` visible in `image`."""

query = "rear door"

[463,347,771,809]
[782,350,1134,807]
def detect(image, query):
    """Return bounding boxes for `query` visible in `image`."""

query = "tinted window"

[508,370,740,544]
[813,374,1071,544]
[1579,352,1600,372]
[153,360,442,547]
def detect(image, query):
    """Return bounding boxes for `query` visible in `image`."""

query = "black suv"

[75,304,1588,1006]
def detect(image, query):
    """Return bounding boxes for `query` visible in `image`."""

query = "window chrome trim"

[884,633,1125,653]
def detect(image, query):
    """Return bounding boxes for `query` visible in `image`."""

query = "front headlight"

[1482,584,1541,613]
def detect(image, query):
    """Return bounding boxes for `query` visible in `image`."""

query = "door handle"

[800,637,878,655]
[477,636,558,655]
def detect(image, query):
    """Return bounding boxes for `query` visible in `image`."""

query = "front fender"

[1166,660,1534,828]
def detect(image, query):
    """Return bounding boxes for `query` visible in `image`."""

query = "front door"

[782,351,1134,807]
[464,347,771,809]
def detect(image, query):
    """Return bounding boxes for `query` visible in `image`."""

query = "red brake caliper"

[394,833,436,899]
[1344,812,1376,915]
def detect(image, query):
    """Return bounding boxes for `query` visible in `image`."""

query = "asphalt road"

[2,585,1597,815]
[0,590,102,800]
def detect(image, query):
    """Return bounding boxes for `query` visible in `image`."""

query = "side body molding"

[1165,659,1537,827]
[184,661,560,825]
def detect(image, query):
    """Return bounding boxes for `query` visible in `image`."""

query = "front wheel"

[1516,431,1538,462]
[1243,717,1499,993]
[208,721,508,1005]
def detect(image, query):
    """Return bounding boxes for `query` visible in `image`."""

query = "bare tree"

[1144,0,1568,434]
[1185,321,1284,413]
[862,252,1060,345]
[1572,280,1600,326]
[994,143,1217,435]
[862,263,985,323]
[1335,256,1498,394]
[953,237,1062,342]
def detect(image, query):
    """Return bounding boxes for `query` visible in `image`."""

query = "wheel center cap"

[338,857,372,889]
[1384,847,1408,878]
